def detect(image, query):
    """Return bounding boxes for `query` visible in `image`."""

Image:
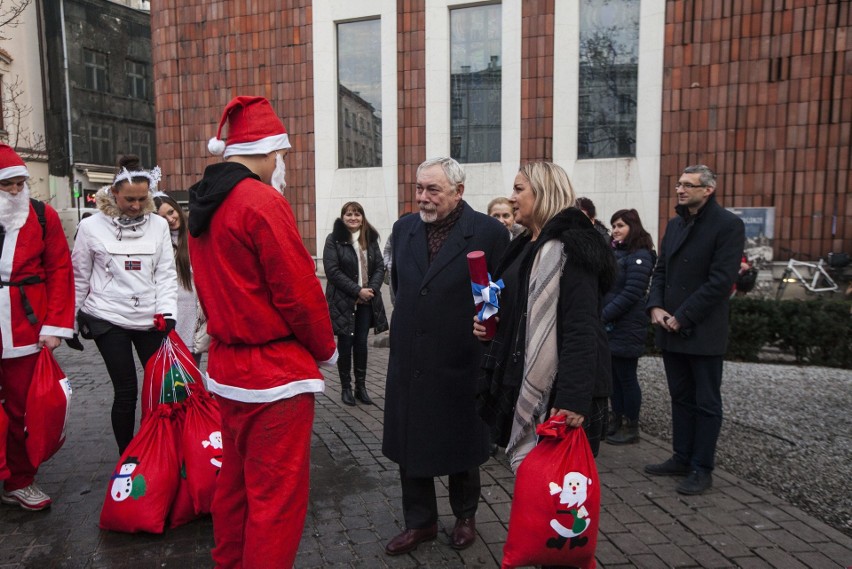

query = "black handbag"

[736,268,758,293]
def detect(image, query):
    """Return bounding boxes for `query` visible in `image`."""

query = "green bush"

[642,298,851,368]
[729,297,851,367]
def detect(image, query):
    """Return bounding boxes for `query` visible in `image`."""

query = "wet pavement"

[0,341,850,568]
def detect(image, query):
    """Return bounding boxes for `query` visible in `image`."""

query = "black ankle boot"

[341,387,356,406]
[354,369,373,405]
[606,413,622,437]
[606,417,639,445]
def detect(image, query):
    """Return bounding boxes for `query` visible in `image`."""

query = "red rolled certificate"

[467,250,499,340]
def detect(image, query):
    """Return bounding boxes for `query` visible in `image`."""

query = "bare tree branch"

[0,0,31,41]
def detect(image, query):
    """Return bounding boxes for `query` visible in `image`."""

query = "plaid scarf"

[425,201,464,263]
[506,238,566,465]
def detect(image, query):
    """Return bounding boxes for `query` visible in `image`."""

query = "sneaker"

[644,457,690,476]
[1,483,52,511]
[676,470,713,495]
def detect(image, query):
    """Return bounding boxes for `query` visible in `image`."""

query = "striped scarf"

[506,238,566,464]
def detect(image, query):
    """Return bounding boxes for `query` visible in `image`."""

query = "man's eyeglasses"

[675,182,706,190]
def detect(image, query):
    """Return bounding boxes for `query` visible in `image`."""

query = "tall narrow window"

[337,19,382,169]
[89,123,113,164]
[0,74,5,132]
[84,49,109,92]
[129,128,153,167]
[450,4,501,164]
[125,60,147,99]
[578,0,640,159]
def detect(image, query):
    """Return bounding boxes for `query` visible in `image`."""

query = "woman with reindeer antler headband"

[71,154,178,455]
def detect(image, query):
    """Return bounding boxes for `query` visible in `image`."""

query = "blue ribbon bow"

[471,274,505,321]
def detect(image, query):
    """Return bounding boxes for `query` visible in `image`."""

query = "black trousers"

[399,466,481,529]
[662,351,724,472]
[94,326,164,454]
[336,303,372,385]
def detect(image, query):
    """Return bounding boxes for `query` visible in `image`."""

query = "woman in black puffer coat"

[323,202,388,406]
[601,209,655,445]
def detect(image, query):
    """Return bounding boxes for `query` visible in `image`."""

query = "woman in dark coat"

[323,202,388,406]
[475,162,616,471]
[601,209,655,445]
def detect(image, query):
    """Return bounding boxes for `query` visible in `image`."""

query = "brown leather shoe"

[450,517,476,550]
[384,524,438,556]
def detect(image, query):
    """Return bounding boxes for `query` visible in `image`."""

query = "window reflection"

[450,4,501,164]
[338,19,382,168]
[578,0,639,159]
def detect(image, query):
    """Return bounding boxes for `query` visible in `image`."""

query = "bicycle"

[775,253,844,300]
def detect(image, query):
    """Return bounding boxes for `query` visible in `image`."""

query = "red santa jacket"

[189,176,337,403]
[1,202,74,358]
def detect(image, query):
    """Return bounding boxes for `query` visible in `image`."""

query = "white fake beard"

[0,183,31,232]
[270,153,287,195]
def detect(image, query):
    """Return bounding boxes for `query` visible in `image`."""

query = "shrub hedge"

[644,298,851,368]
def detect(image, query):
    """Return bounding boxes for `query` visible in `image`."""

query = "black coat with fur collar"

[322,218,388,336]
[479,207,616,445]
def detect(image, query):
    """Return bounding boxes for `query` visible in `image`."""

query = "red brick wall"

[520,0,555,162]
[660,0,851,259]
[396,0,427,214]
[151,0,318,251]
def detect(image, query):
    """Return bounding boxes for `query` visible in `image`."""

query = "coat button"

[420,288,429,296]
[413,369,421,378]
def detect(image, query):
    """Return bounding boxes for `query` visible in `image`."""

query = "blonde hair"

[518,162,575,233]
[487,196,511,215]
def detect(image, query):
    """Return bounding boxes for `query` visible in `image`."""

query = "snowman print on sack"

[110,456,146,502]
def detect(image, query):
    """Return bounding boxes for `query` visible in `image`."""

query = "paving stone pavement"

[0,341,849,568]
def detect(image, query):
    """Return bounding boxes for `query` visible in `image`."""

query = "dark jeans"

[662,351,723,473]
[399,466,480,529]
[610,356,642,421]
[336,303,372,384]
[94,325,164,454]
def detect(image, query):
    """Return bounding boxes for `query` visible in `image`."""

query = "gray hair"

[417,157,466,190]
[682,164,717,188]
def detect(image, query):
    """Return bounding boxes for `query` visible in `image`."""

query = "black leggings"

[94,326,164,454]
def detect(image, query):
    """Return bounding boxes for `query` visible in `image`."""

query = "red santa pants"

[212,392,314,569]
[0,353,39,491]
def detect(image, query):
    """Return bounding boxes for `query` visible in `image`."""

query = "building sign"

[83,189,99,208]
[728,207,774,263]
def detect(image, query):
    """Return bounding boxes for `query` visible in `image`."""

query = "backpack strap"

[29,198,46,239]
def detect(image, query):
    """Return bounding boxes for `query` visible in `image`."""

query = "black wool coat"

[602,246,654,359]
[382,203,509,478]
[323,219,388,337]
[478,208,616,446]
[647,195,745,356]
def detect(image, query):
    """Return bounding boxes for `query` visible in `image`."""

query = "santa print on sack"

[202,431,223,473]
[546,471,593,551]
[110,457,146,501]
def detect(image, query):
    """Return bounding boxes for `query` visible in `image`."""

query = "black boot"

[338,360,356,406]
[606,413,622,437]
[606,417,639,445]
[354,369,374,405]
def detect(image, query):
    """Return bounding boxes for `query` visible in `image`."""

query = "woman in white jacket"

[72,155,178,454]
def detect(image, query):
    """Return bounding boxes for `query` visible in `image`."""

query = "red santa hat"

[0,143,29,180]
[207,96,291,158]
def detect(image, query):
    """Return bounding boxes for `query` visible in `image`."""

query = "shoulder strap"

[30,198,46,239]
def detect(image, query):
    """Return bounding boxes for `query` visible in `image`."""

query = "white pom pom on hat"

[208,137,226,155]
[209,96,290,158]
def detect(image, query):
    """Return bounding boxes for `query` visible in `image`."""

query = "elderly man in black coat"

[645,164,745,496]
[383,157,509,556]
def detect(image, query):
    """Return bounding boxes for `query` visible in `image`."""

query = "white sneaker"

[1,483,52,511]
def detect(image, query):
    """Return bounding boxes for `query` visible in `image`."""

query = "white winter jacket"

[72,191,178,331]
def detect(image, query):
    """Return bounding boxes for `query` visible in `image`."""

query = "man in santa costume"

[0,143,74,510]
[188,96,337,569]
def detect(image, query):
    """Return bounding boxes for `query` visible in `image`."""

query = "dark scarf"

[188,162,260,237]
[425,200,464,263]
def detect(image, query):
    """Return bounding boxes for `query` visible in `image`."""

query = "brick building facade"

[152,0,850,260]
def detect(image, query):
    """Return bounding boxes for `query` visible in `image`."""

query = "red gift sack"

[0,403,10,480]
[99,405,181,534]
[25,347,72,467]
[142,330,203,425]
[181,388,222,515]
[502,417,601,569]
[168,404,203,528]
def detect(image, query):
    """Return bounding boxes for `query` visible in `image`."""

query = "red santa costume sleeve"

[37,204,75,339]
